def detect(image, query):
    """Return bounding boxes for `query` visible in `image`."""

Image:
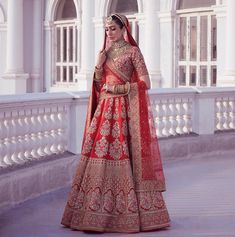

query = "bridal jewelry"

[107,40,129,59]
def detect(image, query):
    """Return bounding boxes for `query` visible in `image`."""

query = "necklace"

[108,40,129,59]
[111,39,128,50]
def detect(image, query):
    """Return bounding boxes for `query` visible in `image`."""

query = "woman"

[61,13,170,233]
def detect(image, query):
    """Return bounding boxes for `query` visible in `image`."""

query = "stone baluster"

[163,101,171,137]
[156,101,164,137]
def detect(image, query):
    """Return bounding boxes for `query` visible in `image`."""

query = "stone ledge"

[0,152,79,213]
[159,131,235,161]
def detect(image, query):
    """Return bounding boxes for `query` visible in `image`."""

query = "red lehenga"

[61,15,170,233]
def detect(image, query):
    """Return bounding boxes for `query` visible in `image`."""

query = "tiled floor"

[1,153,235,237]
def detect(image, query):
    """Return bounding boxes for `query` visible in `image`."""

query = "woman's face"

[105,21,124,42]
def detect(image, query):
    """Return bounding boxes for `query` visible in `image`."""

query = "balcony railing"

[1,87,235,169]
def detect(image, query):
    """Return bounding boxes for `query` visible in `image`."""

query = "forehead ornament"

[106,16,113,24]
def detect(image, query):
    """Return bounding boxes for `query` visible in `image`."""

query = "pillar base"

[149,71,162,88]
[75,71,93,91]
[31,73,42,93]
[217,70,235,86]
[0,73,29,95]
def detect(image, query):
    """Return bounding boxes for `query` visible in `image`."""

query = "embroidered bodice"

[105,40,148,81]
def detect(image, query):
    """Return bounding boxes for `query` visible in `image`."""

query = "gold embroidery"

[107,40,129,59]
[95,137,109,157]
[89,117,97,133]
[106,42,149,81]
[122,140,129,156]
[109,139,122,160]
[88,187,102,211]
[100,120,111,136]
[112,121,120,138]
[127,189,138,213]
[103,189,115,213]
[113,98,119,120]
[115,190,126,214]
[82,134,93,154]
[121,97,127,119]
[104,108,112,120]
[139,192,152,210]
[61,156,170,232]
[122,120,128,136]
[94,103,102,117]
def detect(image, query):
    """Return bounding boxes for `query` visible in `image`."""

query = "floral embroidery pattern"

[89,117,97,134]
[103,189,115,213]
[122,140,129,156]
[100,120,111,136]
[127,189,138,213]
[116,190,126,214]
[112,121,121,138]
[94,103,102,117]
[82,134,93,154]
[107,44,149,80]
[113,98,119,120]
[104,107,112,120]
[139,192,152,210]
[109,139,122,160]
[62,157,170,232]
[88,187,102,211]
[95,137,109,157]
[121,97,127,119]
[122,120,128,136]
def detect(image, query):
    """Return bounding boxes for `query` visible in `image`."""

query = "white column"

[31,0,43,92]
[136,13,145,55]
[144,0,161,88]
[68,96,88,154]
[1,0,28,95]
[213,2,226,86]
[159,11,175,88]
[77,0,94,91]
[93,17,104,62]
[223,0,235,85]
[43,21,53,92]
[192,94,215,135]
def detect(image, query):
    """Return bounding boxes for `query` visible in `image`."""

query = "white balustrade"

[215,96,235,131]
[149,88,194,137]
[0,93,73,168]
[1,88,235,169]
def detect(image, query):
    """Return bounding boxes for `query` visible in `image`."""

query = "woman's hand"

[102,84,114,93]
[95,50,107,69]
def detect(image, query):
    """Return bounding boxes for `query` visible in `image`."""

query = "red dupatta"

[83,14,166,192]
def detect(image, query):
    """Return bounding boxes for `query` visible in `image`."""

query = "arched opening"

[178,0,216,9]
[0,4,5,23]
[109,0,138,14]
[176,0,217,87]
[53,0,79,87]
[55,0,77,20]
[108,0,139,43]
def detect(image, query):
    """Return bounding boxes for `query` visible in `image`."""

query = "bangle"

[113,82,130,95]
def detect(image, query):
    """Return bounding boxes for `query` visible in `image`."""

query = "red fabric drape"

[83,14,165,190]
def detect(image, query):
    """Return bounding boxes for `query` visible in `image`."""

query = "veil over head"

[102,13,138,51]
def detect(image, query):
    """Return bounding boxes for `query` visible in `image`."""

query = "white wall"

[0,1,7,76]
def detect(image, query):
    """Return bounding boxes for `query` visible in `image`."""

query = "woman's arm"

[132,47,151,89]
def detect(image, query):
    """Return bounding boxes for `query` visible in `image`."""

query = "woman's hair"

[111,15,124,29]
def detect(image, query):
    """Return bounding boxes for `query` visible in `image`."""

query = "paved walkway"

[1,152,235,237]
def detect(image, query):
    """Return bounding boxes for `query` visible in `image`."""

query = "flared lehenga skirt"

[61,95,170,233]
